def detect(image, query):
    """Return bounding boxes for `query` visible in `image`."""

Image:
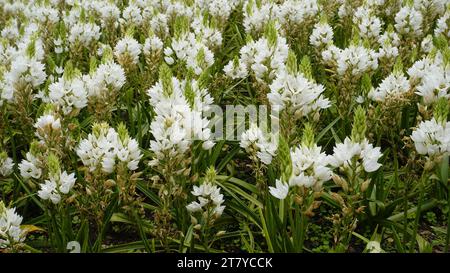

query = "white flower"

[45,76,88,115]
[68,22,101,47]
[366,241,383,253]
[268,70,330,117]
[37,178,61,204]
[19,152,42,180]
[76,123,142,174]
[269,179,289,200]
[240,123,278,165]
[1,56,46,103]
[310,21,334,48]
[86,61,126,98]
[143,36,164,56]
[0,203,25,248]
[0,154,14,177]
[147,77,214,162]
[368,72,410,102]
[329,137,382,173]
[186,183,225,217]
[394,6,423,37]
[165,32,215,75]
[323,44,378,77]
[289,144,332,189]
[411,118,450,156]
[114,37,142,65]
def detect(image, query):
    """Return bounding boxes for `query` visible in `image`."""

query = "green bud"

[47,153,60,177]
[159,63,174,97]
[360,74,372,96]
[351,106,367,143]
[278,135,292,183]
[301,123,315,148]
[286,50,298,75]
[184,72,196,108]
[433,34,448,51]
[434,97,449,125]
[89,56,98,75]
[26,38,36,59]
[264,21,278,48]
[117,123,129,144]
[102,45,114,63]
[29,140,41,156]
[174,16,189,40]
[393,57,404,75]
[205,166,217,184]
[299,55,313,80]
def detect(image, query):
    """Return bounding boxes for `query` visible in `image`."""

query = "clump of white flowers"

[147,65,214,164]
[310,19,334,48]
[114,35,142,68]
[0,202,26,249]
[240,123,278,165]
[322,43,378,77]
[41,63,88,115]
[68,21,101,48]
[408,54,450,105]
[226,22,288,83]
[19,151,42,180]
[164,17,215,75]
[394,4,423,37]
[76,122,142,174]
[353,6,382,41]
[411,98,450,157]
[368,61,411,102]
[1,49,46,103]
[0,152,14,177]
[268,53,330,118]
[86,58,126,99]
[186,171,225,218]
[329,107,382,173]
[37,153,76,204]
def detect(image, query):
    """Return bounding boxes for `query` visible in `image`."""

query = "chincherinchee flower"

[1,56,46,103]
[164,32,214,75]
[0,152,14,177]
[19,152,42,180]
[411,118,450,156]
[44,75,88,115]
[143,36,164,56]
[353,6,382,40]
[268,70,330,117]
[240,123,278,165]
[289,144,332,189]
[368,72,410,102]
[310,21,333,48]
[269,179,289,200]
[435,11,450,38]
[34,113,61,141]
[76,123,142,174]
[394,5,423,37]
[147,69,214,162]
[114,36,142,66]
[329,137,382,173]
[228,35,289,83]
[86,61,126,98]
[68,22,101,48]
[322,44,378,76]
[0,202,26,249]
[37,170,76,204]
[186,183,225,217]
[408,57,450,105]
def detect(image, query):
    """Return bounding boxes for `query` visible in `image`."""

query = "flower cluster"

[0,202,25,249]
[240,123,278,165]
[76,122,142,174]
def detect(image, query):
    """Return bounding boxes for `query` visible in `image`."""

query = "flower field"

[0,0,450,254]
